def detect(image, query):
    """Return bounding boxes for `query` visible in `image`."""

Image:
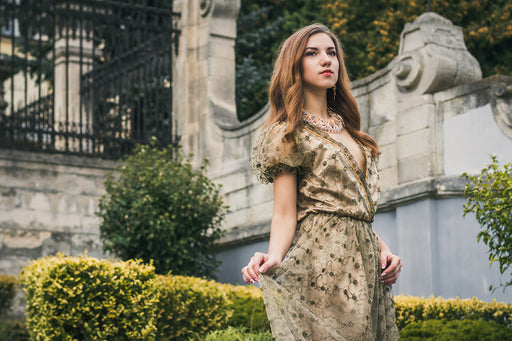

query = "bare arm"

[242,172,297,284]
[376,233,402,286]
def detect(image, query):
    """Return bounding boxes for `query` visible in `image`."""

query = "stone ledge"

[217,175,467,248]
[217,221,270,248]
[0,149,118,170]
[377,174,466,212]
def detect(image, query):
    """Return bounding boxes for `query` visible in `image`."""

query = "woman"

[241,24,402,340]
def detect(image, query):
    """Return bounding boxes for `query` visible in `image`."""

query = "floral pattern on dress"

[250,121,399,341]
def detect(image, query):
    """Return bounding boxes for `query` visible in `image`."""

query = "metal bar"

[79,0,84,153]
[38,0,43,149]
[0,0,180,159]
[50,0,56,151]
[64,0,70,152]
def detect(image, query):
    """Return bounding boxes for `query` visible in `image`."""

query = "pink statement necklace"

[303,110,344,134]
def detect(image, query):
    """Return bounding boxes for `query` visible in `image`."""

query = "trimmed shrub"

[400,319,512,341]
[0,320,30,341]
[97,140,226,277]
[155,275,232,341]
[0,274,17,316]
[220,283,270,333]
[395,295,512,330]
[199,326,273,341]
[19,255,158,341]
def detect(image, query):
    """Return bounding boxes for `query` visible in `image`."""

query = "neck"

[303,88,328,118]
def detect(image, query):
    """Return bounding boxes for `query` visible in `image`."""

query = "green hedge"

[154,275,232,341]
[0,320,30,341]
[19,255,159,341]
[0,274,17,317]
[19,255,512,340]
[199,326,273,341]
[395,295,512,330]
[220,283,270,333]
[153,276,270,340]
[400,319,512,341]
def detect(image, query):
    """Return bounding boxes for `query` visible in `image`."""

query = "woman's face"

[301,33,339,94]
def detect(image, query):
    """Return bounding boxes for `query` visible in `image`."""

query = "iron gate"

[0,0,180,158]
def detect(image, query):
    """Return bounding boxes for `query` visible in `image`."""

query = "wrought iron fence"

[0,0,180,159]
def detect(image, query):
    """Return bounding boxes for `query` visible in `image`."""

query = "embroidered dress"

[250,121,399,341]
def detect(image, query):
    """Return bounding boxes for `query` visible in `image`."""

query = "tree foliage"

[235,0,512,119]
[322,0,512,80]
[462,156,512,291]
[235,0,324,121]
[97,139,226,278]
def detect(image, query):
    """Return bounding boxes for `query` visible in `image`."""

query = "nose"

[321,52,331,66]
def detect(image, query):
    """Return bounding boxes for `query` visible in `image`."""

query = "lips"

[320,70,334,75]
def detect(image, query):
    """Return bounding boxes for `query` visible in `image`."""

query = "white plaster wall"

[217,239,269,285]
[373,198,511,302]
[443,104,512,175]
[218,196,511,302]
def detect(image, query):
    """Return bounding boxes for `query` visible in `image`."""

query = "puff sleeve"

[249,121,304,184]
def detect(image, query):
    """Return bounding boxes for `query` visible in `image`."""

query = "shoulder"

[263,121,288,136]
[256,121,298,148]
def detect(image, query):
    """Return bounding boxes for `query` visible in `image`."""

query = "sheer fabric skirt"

[259,213,399,341]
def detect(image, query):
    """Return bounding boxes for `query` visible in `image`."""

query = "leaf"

[462,156,512,291]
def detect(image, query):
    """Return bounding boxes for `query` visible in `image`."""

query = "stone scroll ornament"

[392,12,481,95]
[491,82,512,140]
[200,0,213,17]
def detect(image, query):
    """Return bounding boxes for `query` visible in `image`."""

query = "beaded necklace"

[303,110,344,134]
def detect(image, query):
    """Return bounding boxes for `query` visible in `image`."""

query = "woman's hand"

[380,251,402,286]
[241,252,281,284]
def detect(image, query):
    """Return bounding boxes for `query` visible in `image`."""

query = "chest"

[324,131,366,172]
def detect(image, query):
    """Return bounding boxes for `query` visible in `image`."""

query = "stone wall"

[0,151,115,273]
[196,11,512,301]
[0,150,115,316]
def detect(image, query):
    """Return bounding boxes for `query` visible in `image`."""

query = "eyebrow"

[304,46,336,51]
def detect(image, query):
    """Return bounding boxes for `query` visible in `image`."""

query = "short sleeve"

[249,121,304,184]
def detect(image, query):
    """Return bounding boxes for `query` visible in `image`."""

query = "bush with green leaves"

[154,276,270,340]
[19,254,158,341]
[0,320,30,341]
[154,275,232,341]
[221,283,270,333]
[199,326,273,341]
[462,156,512,290]
[0,274,17,317]
[399,319,512,341]
[97,139,226,277]
[394,295,512,330]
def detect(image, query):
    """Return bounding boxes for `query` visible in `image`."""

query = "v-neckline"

[304,123,368,182]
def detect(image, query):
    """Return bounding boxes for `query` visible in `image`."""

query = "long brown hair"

[265,24,379,158]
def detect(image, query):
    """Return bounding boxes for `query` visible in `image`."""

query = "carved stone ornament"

[392,12,481,95]
[200,0,213,17]
[491,82,512,140]
[393,54,423,91]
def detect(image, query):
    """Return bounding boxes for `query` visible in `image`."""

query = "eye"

[305,51,316,56]
[328,50,336,56]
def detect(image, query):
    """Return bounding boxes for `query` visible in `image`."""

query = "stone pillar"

[52,11,96,152]
[172,0,240,169]
[386,12,482,188]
